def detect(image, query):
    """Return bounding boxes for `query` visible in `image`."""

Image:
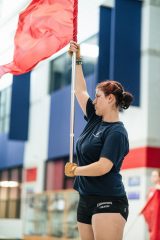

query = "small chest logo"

[93,131,103,137]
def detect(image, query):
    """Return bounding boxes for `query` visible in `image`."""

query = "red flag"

[0,0,78,77]
[140,189,160,240]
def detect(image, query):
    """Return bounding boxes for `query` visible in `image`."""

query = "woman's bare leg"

[92,213,126,240]
[77,222,95,240]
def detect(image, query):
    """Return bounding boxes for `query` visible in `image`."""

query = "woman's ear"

[108,94,115,103]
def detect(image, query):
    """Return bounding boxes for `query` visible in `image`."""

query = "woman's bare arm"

[69,41,89,116]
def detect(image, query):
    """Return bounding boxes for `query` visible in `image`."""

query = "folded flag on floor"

[0,0,78,77]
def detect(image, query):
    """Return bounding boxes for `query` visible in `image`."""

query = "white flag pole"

[69,52,76,163]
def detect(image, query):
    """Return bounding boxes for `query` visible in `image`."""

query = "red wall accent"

[122,147,160,169]
[1,171,9,181]
[66,178,74,189]
[25,168,37,182]
[46,160,64,190]
[54,160,64,189]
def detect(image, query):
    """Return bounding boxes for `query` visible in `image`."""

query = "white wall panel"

[23,94,50,194]
[147,6,160,145]
[24,96,50,167]
[30,62,50,103]
[78,0,100,42]
[120,107,148,148]
[148,56,160,145]
[137,5,160,146]
[122,168,149,240]
[148,6,160,50]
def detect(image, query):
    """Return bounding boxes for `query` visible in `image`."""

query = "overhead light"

[0,181,19,187]
[81,43,99,58]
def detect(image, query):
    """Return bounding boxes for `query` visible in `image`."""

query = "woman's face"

[151,170,160,185]
[93,89,115,116]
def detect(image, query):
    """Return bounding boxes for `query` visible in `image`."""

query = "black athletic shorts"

[77,194,129,224]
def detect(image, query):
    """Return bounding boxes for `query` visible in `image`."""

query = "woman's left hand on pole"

[65,162,77,177]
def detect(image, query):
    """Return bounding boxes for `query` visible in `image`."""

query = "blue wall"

[9,72,30,140]
[98,1,142,106]
[0,72,29,169]
[111,0,142,106]
[0,134,24,169]
[48,74,96,159]
[97,6,112,82]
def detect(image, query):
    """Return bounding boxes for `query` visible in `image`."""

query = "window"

[0,167,22,218]
[0,87,11,133]
[49,34,99,93]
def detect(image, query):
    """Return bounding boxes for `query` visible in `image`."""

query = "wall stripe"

[122,147,160,169]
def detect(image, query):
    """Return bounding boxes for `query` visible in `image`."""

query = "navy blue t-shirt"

[73,98,129,196]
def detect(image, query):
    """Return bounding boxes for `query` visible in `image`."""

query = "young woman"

[65,41,133,240]
[148,169,160,198]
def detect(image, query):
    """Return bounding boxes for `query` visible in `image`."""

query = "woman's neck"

[102,110,119,123]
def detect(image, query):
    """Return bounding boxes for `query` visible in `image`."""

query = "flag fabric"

[140,189,160,240]
[0,0,78,77]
